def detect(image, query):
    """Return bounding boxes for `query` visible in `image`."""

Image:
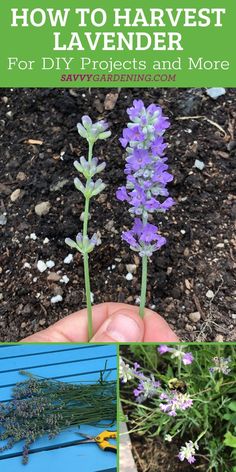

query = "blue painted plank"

[0,344,117,471]
[0,346,116,390]
[0,345,115,376]
[0,442,117,472]
[0,344,108,360]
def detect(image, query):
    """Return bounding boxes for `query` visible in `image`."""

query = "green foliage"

[121,344,236,472]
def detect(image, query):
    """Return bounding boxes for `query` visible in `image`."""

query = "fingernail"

[105,313,141,342]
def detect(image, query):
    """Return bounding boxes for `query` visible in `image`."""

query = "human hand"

[22,302,179,343]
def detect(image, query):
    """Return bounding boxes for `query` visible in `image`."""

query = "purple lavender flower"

[160,391,193,416]
[209,357,232,375]
[134,375,161,403]
[158,345,194,365]
[158,345,171,354]
[183,353,194,365]
[119,359,144,383]
[126,149,152,172]
[178,441,198,464]
[151,137,167,156]
[122,219,166,257]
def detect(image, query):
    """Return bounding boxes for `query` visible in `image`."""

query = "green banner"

[0,0,235,87]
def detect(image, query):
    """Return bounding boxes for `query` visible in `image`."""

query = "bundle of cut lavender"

[0,371,116,464]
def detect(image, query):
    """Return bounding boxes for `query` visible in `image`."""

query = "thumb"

[90,308,144,342]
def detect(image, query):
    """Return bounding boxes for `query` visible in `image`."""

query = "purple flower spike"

[178,441,198,464]
[116,100,174,259]
[183,352,194,365]
[158,345,171,354]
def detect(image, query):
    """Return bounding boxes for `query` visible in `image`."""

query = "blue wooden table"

[0,344,117,472]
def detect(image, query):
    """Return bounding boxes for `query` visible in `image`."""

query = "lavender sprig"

[65,116,111,339]
[116,100,175,317]
[178,440,199,464]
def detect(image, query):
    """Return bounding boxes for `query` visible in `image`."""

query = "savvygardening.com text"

[60,73,177,83]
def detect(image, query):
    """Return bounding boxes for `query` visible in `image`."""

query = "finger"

[21,303,178,343]
[21,304,109,342]
[143,309,179,342]
[91,308,144,342]
[21,303,142,343]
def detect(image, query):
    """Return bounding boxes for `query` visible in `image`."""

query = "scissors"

[76,430,117,453]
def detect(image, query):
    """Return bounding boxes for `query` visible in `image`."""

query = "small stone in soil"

[206,290,214,299]
[60,275,70,284]
[47,272,61,282]
[64,254,73,264]
[51,295,63,304]
[50,179,69,192]
[39,319,46,326]
[126,273,133,281]
[35,201,51,216]
[46,260,55,269]
[194,159,205,171]
[189,311,201,322]
[16,172,27,181]
[37,260,47,273]
[43,238,50,244]
[10,189,22,202]
[126,264,137,274]
[105,220,115,232]
[0,214,7,225]
[214,334,224,342]
[23,262,31,269]
[185,324,194,332]
[206,87,226,99]
[30,233,37,240]
[52,285,63,296]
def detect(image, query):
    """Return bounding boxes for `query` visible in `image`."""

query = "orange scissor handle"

[95,430,117,453]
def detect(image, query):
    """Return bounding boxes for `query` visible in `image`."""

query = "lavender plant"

[116,100,174,317]
[65,117,111,339]
[120,344,236,471]
[0,371,116,464]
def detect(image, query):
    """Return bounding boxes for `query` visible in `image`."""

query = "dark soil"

[131,435,199,472]
[0,88,235,342]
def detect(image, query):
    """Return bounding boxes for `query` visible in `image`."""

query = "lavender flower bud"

[77,123,88,139]
[65,232,101,255]
[82,115,92,129]
[74,177,85,194]
[90,179,106,197]
[77,116,111,144]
